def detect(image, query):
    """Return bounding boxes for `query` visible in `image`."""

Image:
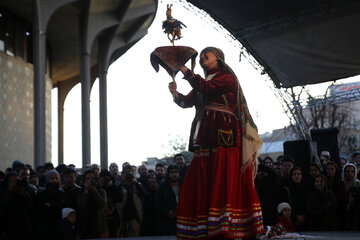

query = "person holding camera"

[2,172,33,240]
[116,165,144,237]
[98,169,122,238]
[77,169,107,239]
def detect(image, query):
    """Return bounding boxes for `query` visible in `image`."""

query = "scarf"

[201,47,263,177]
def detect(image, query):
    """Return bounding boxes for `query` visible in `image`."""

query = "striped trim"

[177,205,263,239]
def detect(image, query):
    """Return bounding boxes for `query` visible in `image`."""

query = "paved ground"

[87,231,360,240]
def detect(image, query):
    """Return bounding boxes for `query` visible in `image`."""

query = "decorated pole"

[150,4,198,100]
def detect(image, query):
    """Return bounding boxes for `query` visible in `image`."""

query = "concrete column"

[99,69,108,170]
[33,1,47,168]
[80,15,91,168]
[57,85,64,164]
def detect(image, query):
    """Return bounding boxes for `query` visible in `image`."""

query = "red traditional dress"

[175,67,263,239]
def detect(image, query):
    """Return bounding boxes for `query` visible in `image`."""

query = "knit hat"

[62,208,75,219]
[45,170,60,183]
[12,160,24,170]
[277,202,291,214]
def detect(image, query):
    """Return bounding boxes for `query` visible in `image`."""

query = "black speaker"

[283,140,320,180]
[310,128,339,165]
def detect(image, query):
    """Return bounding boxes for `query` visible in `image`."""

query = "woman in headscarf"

[169,47,263,239]
[343,163,360,192]
[307,174,337,230]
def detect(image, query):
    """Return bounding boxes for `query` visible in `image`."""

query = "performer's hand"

[169,81,177,94]
[180,66,188,74]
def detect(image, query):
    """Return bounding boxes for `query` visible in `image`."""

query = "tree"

[288,84,360,154]
[162,134,193,163]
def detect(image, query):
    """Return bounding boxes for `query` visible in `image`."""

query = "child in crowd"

[264,202,296,238]
[58,208,77,240]
[276,202,296,233]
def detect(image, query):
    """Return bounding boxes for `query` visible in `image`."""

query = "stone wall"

[0,51,52,170]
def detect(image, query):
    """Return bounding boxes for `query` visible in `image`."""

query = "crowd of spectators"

[1,150,359,239]
[0,153,188,240]
[255,151,360,232]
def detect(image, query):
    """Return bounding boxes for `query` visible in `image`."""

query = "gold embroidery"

[218,129,233,146]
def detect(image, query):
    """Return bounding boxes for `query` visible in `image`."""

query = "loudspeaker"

[310,128,339,165]
[283,140,320,180]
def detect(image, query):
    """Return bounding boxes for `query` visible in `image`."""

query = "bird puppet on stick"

[151,5,197,95]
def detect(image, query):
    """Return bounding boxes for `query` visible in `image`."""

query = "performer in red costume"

[169,47,264,239]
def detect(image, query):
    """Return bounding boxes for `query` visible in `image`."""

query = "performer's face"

[200,51,218,71]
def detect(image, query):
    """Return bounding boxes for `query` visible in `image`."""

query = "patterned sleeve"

[183,69,234,94]
[174,89,194,108]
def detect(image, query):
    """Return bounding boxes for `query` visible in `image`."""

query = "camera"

[125,172,134,182]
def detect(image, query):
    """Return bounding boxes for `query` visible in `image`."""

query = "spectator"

[343,163,360,191]
[309,163,321,179]
[137,165,149,191]
[2,172,33,239]
[277,155,284,163]
[147,169,155,178]
[155,163,166,186]
[55,164,68,180]
[255,164,284,226]
[264,157,274,169]
[307,174,337,230]
[343,187,360,230]
[77,170,107,239]
[34,170,69,240]
[90,164,100,178]
[325,162,346,208]
[339,158,348,176]
[36,165,46,187]
[109,162,121,187]
[287,167,308,230]
[12,160,24,173]
[44,162,55,172]
[174,153,187,178]
[131,165,137,177]
[29,170,44,193]
[17,166,36,199]
[58,208,77,240]
[141,176,158,236]
[155,164,182,235]
[281,156,294,187]
[117,165,144,237]
[5,167,13,175]
[98,169,122,238]
[319,150,331,171]
[68,164,76,170]
[61,168,81,210]
[351,151,360,165]
[307,163,321,191]
[325,161,346,229]
[122,162,130,169]
[276,202,296,232]
[273,162,282,176]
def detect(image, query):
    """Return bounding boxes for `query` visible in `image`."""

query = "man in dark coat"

[3,172,33,240]
[60,168,81,210]
[34,170,70,240]
[141,176,158,236]
[155,164,182,235]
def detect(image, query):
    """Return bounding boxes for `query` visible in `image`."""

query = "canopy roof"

[187,0,360,88]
